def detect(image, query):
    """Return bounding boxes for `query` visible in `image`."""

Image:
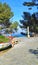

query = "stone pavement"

[0,37,38,65]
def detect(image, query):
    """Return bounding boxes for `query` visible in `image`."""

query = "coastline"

[0,37,38,65]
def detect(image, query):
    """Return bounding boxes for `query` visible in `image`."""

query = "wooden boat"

[0,43,12,51]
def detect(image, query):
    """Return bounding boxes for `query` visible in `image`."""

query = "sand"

[0,37,38,65]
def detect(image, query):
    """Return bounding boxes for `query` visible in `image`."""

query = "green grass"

[0,35,9,43]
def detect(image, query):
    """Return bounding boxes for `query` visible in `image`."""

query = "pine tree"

[20,0,38,33]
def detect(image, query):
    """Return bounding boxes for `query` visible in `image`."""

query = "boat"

[0,43,12,51]
[21,32,27,36]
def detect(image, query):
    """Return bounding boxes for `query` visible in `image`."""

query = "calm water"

[12,33,25,37]
[6,33,25,37]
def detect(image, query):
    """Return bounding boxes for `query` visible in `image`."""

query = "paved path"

[0,37,38,65]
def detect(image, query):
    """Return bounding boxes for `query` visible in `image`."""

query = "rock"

[11,38,18,45]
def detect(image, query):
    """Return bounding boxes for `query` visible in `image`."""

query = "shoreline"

[0,37,38,52]
[0,37,38,65]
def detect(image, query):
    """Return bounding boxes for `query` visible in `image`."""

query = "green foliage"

[0,3,14,27]
[10,21,18,30]
[0,27,2,30]
[20,12,38,33]
[20,0,38,33]
[23,2,35,6]
[5,21,19,33]
[0,35,9,43]
[5,28,12,33]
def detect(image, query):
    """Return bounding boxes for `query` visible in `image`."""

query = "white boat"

[0,43,12,51]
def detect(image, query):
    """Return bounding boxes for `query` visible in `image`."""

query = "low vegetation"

[0,35,9,43]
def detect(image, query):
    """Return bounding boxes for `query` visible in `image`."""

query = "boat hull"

[0,43,12,51]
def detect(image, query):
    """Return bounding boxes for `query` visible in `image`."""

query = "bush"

[0,35,9,43]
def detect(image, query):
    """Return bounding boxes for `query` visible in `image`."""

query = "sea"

[6,33,25,37]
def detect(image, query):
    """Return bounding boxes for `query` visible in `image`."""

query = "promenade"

[0,37,38,65]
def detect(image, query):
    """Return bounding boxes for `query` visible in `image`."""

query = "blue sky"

[0,0,38,22]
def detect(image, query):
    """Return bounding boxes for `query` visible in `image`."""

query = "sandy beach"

[0,37,38,65]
